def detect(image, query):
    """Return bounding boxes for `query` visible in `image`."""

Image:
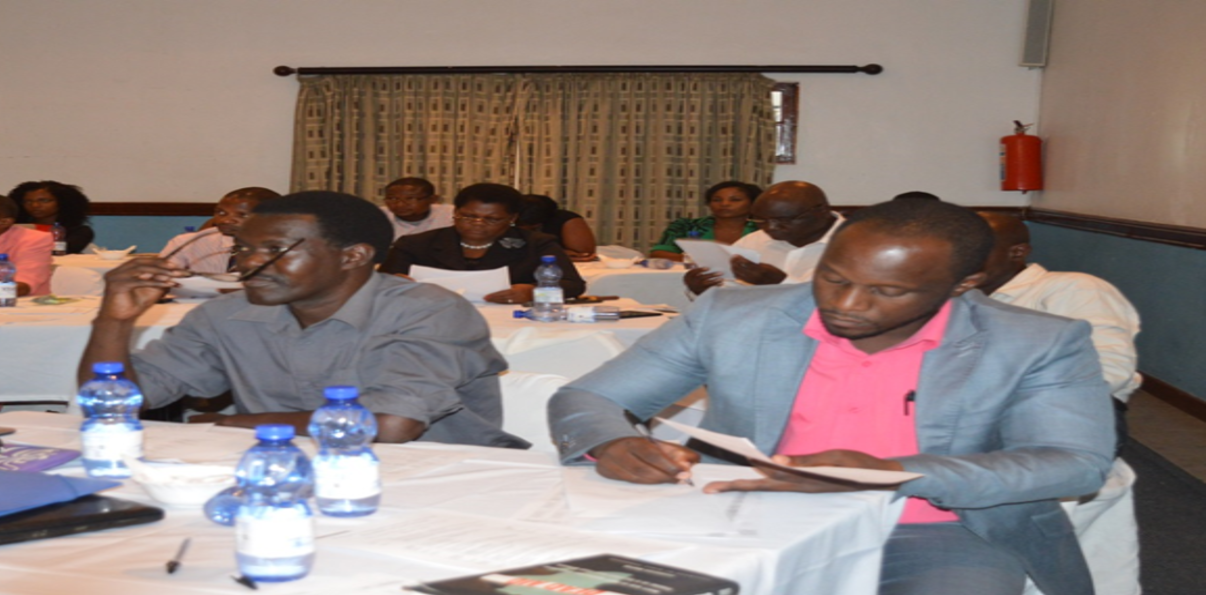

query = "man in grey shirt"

[78,191,524,448]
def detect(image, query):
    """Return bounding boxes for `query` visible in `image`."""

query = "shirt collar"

[803,299,953,354]
[991,262,1048,299]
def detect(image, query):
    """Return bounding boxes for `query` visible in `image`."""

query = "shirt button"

[861,361,872,368]
[848,407,861,413]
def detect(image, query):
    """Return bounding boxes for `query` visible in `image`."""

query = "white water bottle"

[531,255,565,322]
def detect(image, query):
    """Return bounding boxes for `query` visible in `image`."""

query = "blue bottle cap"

[184,226,196,232]
[0,253,9,260]
[255,424,295,440]
[512,309,528,318]
[92,362,125,374]
[541,255,556,263]
[323,385,359,401]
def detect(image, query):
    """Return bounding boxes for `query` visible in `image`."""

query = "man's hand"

[97,257,188,322]
[590,436,700,484]
[565,249,597,262]
[731,256,787,286]
[703,449,905,494]
[684,266,724,295]
[484,283,535,305]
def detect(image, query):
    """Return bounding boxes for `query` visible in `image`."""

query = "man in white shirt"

[685,181,842,295]
[977,210,1142,595]
[159,187,280,273]
[380,177,454,240]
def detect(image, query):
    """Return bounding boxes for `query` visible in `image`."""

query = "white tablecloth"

[0,411,899,595]
[52,254,132,273]
[576,262,692,312]
[0,297,671,404]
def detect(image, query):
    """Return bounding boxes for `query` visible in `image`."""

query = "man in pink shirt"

[549,199,1115,595]
[0,195,53,296]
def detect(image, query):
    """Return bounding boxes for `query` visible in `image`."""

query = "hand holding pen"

[588,412,700,486]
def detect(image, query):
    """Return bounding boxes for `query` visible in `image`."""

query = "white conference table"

[0,411,899,595]
[575,261,692,312]
[52,254,133,274]
[0,296,672,405]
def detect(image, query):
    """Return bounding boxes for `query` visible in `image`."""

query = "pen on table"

[624,411,695,487]
[232,574,258,590]
[165,537,191,574]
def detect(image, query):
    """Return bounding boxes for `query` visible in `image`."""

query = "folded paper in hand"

[674,239,760,280]
[0,470,120,517]
[655,417,923,485]
[410,265,511,303]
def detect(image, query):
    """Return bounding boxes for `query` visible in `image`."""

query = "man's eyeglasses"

[453,214,511,226]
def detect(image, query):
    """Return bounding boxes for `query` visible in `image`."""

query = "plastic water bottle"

[531,255,565,322]
[565,305,621,322]
[204,485,246,526]
[308,386,381,517]
[77,362,144,478]
[235,424,315,583]
[0,254,16,307]
[51,222,67,256]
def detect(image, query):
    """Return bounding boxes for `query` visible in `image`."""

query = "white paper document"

[674,239,761,279]
[410,265,511,303]
[321,509,683,570]
[656,418,924,485]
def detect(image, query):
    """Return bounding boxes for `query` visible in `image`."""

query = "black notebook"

[0,495,164,546]
[409,554,739,595]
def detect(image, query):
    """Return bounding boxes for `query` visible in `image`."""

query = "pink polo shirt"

[777,302,958,524]
[0,225,54,295]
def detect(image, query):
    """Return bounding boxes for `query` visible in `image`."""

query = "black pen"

[232,574,258,590]
[625,411,695,486]
[165,537,190,574]
[903,390,916,416]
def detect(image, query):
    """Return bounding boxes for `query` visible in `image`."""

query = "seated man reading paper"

[79,191,525,448]
[549,199,1114,595]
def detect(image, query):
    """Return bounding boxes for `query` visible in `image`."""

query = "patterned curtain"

[514,73,777,251]
[290,75,520,201]
[290,73,777,251]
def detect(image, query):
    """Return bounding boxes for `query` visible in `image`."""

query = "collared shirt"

[131,272,523,448]
[777,302,958,524]
[991,263,1141,402]
[0,225,53,295]
[649,216,760,254]
[158,229,232,274]
[380,204,454,240]
[732,212,845,284]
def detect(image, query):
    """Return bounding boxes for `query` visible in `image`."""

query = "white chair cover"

[50,266,104,296]
[498,371,569,453]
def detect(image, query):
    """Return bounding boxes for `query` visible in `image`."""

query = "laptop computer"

[0,495,164,545]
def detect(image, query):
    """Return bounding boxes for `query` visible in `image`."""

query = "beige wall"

[1,0,1039,207]
[1037,0,1206,226]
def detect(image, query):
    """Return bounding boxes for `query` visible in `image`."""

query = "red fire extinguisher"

[1000,121,1043,193]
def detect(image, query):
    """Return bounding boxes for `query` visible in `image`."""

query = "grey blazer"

[549,283,1115,595]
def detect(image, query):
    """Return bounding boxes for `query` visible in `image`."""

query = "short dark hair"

[453,183,523,214]
[252,191,394,264]
[223,187,281,203]
[0,195,17,219]
[892,191,942,201]
[385,177,436,197]
[838,199,993,279]
[704,181,762,204]
[7,181,92,227]
[517,194,559,226]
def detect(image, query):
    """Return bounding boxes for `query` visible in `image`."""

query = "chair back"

[50,267,104,296]
[498,371,569,453]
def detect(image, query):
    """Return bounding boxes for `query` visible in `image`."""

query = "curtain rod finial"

[861,64,884,75]
[274,66,297,77]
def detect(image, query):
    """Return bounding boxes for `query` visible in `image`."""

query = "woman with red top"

[8,180,95,254]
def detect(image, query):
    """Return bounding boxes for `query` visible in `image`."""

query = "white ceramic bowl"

[97,250,130,261]
[603,257,636,269]
[133,464,237,506]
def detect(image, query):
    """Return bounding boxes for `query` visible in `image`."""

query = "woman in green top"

[648,181,762,262]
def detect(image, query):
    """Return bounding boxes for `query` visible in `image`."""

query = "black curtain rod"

[273,64,883,76]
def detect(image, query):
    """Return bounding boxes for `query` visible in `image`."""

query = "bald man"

[685,181,842,296]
